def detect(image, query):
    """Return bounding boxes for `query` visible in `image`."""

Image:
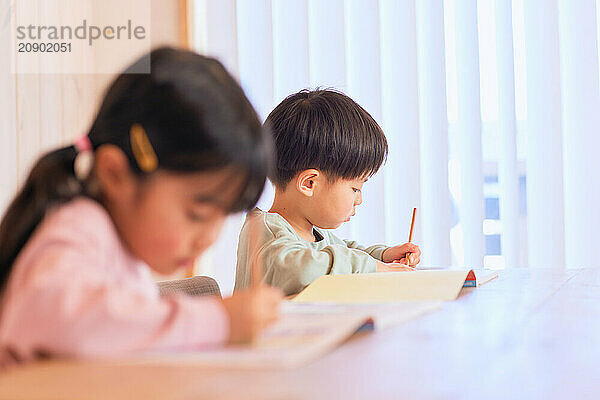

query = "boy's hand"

[376,260,415,272]
[221,285,283,344]
[382,243,421,266]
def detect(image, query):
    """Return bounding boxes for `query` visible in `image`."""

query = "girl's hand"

[221,285,283,344]
[376,260,415,272]
[382,243,421,266]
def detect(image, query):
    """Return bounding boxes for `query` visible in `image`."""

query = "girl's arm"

[0,220,230,361]
[1,269,230,360]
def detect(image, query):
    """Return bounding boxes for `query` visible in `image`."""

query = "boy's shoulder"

[242,209,345,246]
[243,208,299,240]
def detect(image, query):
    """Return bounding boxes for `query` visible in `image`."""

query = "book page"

[133,311,370,369]
[129,301,443,369]
[282,300,443,330]
[293,270,473,303]
[474,269,499,286]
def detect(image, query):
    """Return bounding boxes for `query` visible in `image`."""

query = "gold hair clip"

[130,123,158,172]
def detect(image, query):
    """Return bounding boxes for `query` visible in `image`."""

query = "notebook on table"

[293,269,499,304]
[132,300,441,369]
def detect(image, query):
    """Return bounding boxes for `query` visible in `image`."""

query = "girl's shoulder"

[6,196,140,294]
[17,197,124,270]
[44,197,116,243]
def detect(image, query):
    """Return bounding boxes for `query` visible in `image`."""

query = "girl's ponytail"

[0,143,89,289]
[0,47,272,291]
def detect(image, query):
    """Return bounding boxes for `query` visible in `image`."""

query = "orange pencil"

[406,208,417,267]
[408,207,416,243]
[393,208,418,266]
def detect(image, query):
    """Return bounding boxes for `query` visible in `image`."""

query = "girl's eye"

[187,211,210,222]
[352,188,360,193]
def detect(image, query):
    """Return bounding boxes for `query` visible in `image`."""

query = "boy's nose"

[354,192,362,205]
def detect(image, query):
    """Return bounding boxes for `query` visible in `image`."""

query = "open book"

[293,269,498,303]
[133,301,441,369]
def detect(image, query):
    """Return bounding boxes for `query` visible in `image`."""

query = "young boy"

[235,89,421,296]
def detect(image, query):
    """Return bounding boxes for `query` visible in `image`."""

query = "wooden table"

[1,268,599,400]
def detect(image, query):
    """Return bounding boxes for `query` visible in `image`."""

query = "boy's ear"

[94,144,138,203]
[296,169,320,197]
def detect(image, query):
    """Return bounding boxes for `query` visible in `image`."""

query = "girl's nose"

[191,238,208,256]
[193,218,225,253]
[190,233,210,255]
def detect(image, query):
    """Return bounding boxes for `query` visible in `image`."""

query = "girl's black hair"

[264,89,388,188]
[0,47,271,290]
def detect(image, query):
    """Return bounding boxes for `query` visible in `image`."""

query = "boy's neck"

[269,191,316,242]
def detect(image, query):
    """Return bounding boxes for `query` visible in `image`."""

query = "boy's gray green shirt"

[235,208,388,295]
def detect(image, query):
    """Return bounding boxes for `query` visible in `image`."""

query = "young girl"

[0,47,282,366]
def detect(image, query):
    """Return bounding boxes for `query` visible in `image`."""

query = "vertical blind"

[194,0,600,295]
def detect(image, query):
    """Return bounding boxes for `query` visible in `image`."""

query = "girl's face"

[121,170,244,275]
[96,146,247,275]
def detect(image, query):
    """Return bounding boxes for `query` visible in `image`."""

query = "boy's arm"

[343,240,388,262]
[259,238,378,296]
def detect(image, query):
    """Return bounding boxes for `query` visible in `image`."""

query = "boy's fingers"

[405,248,421,262]
[403,243,418,251]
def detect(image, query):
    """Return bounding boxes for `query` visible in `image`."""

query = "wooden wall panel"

[15,1,41,184]
[2,0,189,281]
[0,0,186,216]
[38,0,65,153]
[0,0,18,213]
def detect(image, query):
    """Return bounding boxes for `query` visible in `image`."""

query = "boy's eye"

[352,188,360,193]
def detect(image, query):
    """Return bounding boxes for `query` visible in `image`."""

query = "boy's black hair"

[0,47,271,290]
[264,89,388,188]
